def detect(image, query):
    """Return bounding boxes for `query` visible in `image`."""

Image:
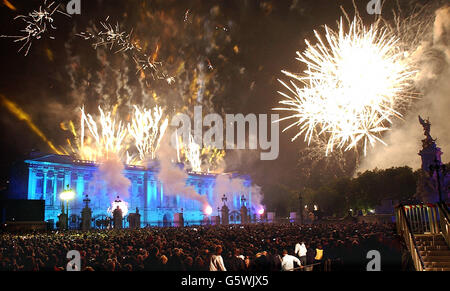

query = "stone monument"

[128,208,141,229]
[81,195,92,231]
[220,194,229,225]
[57,204,68,230]
[416,116,449,203]
[240,205,248,224]
[113,206,123,229]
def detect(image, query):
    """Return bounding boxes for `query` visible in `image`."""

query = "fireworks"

[176,132,225,173]
[77,17,174,84]
[63,106,169,165]
[128,106,169,162]
[79,106,128,162]
[275,16,416,156]
[0,0,70,56]
[0,94,63,155]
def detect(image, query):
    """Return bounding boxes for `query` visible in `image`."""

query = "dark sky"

[0,0,413,193]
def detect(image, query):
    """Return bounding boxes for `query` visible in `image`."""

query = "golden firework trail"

[3,0,16,11]
[0,94,63,154]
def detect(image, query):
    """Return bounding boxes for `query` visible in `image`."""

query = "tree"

[301,166,417,217]
[262,184,297,217]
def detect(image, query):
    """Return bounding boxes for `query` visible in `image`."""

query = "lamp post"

[60,185,75,230]
[429,158,446,204]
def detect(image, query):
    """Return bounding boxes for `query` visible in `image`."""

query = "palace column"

[28,168,36,200]
[76,173,84,209]
[160,182,164,207]
[64,170,72,190]
[53,172,58,206]
[208,182,214,205]
[42,169,48,203]
[146,178,152,208]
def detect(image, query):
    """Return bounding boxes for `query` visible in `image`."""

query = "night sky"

[0,0,431,194]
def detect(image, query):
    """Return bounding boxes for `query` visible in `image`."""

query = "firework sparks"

[64,105,169,166]
[183,133,202,173]
[183,9,191,23]
[275,16,416,156]
[127,105,169,162]
[78,106,128,162]
[1,0,70,56]
[77,17,174,84]
[176,132,225,173]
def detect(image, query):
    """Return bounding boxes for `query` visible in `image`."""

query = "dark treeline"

[263,166,427,217]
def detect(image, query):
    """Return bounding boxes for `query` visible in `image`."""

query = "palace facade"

[11,153,254,227]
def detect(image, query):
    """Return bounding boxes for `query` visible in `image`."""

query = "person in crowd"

[0,222,403,271]
[295,241,308,267]
[252,251,271,272]
[144,247,161,271]
[281,249,301,271]
[314,244,324,271]
[227,248,246,271]
[209,245,227,271]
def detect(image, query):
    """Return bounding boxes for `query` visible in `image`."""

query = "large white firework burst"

[275,16,417,156]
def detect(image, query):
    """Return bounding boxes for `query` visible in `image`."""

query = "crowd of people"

[0,222,411,271]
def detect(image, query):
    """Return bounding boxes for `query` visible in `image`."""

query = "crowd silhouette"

[0,222,409,271]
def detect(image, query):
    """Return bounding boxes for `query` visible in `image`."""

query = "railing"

[437,203,450,247]
[395,205,425,271]
[402,204,440,234]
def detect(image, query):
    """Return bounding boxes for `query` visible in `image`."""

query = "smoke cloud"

[88,154,132,214]
[213,173,264,211]
[156,136,209,208]
[358,5,450,172]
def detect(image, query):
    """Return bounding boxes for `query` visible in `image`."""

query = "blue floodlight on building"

[13,153,254,227]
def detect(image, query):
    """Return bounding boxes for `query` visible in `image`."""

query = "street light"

[60,185,75,229]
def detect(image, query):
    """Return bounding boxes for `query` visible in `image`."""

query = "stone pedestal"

[113,207,123,229]
[81,206,92,231]
[221,205,229,225]
[240,206,248,224]
[174,213,184,227]
[57,213,67,230]
[128,209,141,229]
